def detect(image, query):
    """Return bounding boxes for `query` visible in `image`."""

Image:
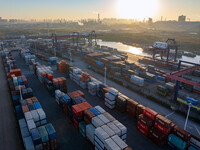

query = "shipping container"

[168,134,187,150]
[173,126,191,142]
[143,107,158,120]
[148,127,168,146]
[127,99,138,118]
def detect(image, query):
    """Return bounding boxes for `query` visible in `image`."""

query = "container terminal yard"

[0,36,200,150]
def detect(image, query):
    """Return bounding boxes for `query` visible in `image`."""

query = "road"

[0,54,24,150]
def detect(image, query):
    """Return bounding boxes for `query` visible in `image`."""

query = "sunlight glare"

[116,0,159,20]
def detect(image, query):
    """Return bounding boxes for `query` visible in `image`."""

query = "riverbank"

[100,32,200,53]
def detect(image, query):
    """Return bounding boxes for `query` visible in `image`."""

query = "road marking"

[194,125,200,136]
[165,112,175,118]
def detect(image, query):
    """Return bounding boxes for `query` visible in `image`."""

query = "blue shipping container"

[62,94,71,104]
[89,108,100,116]
[45,123,56,140]
[15,105,24,120]
[30,128,42,146]
[34,102,41,109]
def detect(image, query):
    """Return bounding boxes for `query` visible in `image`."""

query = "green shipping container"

[168,134,187,150]
[38,126,49,143]
[165,82,175,90]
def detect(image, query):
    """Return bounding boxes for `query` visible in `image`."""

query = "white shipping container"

[105,102,115,109]
[105,138,121,150]
[94,106,105,114]
[86,124,95,144]
[153,42,168,49]
[107,122,121,136]
[25,112,33,121]
[112,120,127,135]
[27,119,36,131]
[105,93,115,101]
[95,136,104,149]
[111,135,128,149]
[105,98,116,105]
[101,125,115,137]
[92,116,104,128]
[95,127,109,145]
[98,114,110,124]
[103,112,115,122]
[30,110,39,122]
[108,88,119,96]
[36,108,46,120]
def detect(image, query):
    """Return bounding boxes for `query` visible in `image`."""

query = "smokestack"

[98,13,100,23]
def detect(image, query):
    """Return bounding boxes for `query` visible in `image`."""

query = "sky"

[0,0,199,21]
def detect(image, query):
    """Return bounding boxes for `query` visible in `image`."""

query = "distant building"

[178,15,186,22]
[0,17,8,24]
[148,18,153,24]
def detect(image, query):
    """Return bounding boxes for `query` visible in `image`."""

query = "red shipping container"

[47,73,53,80]
[155,115,172,129]
[136,104,145,117]
[143,107,158,120]
[16,69,22,76]
[26,98,33,104]
[68,91,85,99]
[60,77,66,86]
[148,127,168,146]
[154,122,171,134]
[63,101,68,116]
[72,116,79,130]
[138,114,154,127]
[79,102,92,111]
[77,90,85,99]
[137,121,149,133]
[57,78,63,85]
[127,99,138,118]
[72,105,82,117]
[173,126,191,142]
[22,105,29,113]
[84,109,95,124]
[137,125,148,137]
[53,79,59,85]
[31,97,38,103]
[124,147,133,150]
[7,73,11,79]
[22,78,27,85]
[41,72,46,77]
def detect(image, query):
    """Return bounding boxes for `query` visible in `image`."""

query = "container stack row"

[1,51,57,150]
[64,62,200,150]
[1,50,17,72]
[32,62,67,96]
[19,49,36,65]
[53,88,132,150]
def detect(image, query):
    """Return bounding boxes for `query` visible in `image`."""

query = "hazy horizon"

[0,0,200,21]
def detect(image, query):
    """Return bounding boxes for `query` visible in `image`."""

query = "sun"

[116,0,159,20]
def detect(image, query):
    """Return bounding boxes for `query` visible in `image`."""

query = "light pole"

[184,103,192,130]
[104,66,107,85]
[19,85,23,100]
[184,97,198,130]
[70,50,72,65]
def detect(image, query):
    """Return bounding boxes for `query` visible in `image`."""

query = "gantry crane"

[149,38,179,63]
